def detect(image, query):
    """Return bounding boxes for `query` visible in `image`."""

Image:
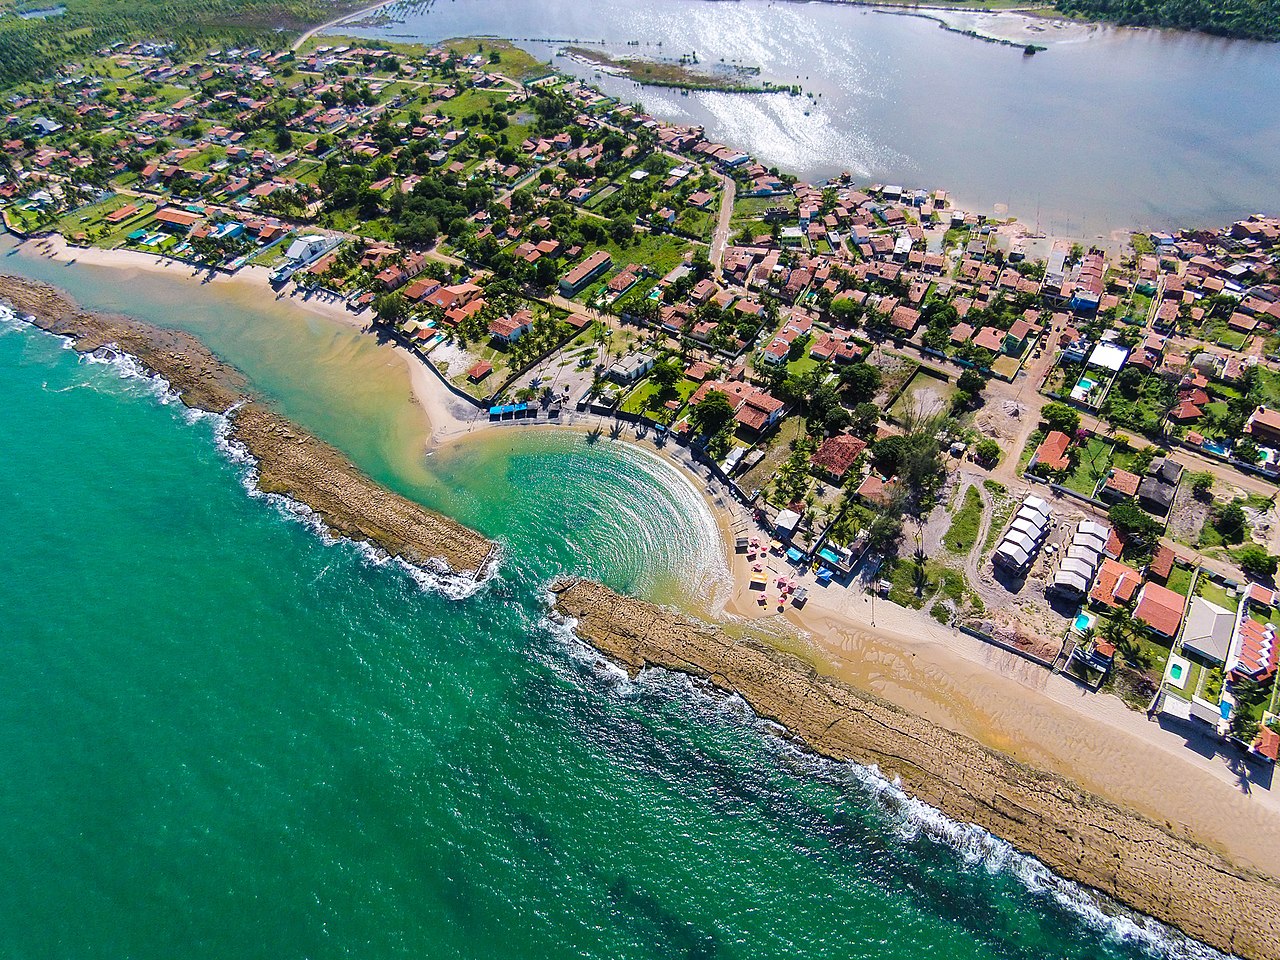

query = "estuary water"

[345,0,1280,238]
[0,242,1230,958]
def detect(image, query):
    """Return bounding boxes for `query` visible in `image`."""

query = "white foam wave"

[208,412,499,601]
[78,341,189,407]
[815,750,1232,959]
[0,304,27,333]
[543,612,1232,960]
[6,307,495,601]
[538,600,635,689]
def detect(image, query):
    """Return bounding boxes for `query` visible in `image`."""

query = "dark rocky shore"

[551,578,1280,960]
[0,275,495,578]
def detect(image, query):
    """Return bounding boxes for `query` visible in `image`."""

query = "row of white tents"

[992,496,1053,573]
[1049,520,1112,597]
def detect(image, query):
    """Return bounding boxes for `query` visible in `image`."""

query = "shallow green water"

[0,262,1222,958]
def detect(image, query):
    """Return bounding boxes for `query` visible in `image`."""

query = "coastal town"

[4,31,1280,775]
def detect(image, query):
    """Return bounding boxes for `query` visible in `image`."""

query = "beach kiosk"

[774,509,801,542]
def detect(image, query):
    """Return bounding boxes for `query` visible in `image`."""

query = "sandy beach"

[25,235,483,446]
[716,520,1280,876]
[14,236,1280,881]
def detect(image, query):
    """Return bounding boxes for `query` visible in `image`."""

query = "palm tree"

[1098,609,1146,669]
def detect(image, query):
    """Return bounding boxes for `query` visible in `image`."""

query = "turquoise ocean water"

[0,247,1225,958]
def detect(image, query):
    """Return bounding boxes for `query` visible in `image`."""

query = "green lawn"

[887,558,968,611]
[887,557,935,609]
[1171,655,1204,700]
[943,485,984,554]
[784,354,820,378]
[1195,575,1241,613]
[55,194,157,245]
[1061,437,1118,496]
[577,233,693,301]
[439,37,552,81]
[1164,564,1193,598]
[620,377,696,417]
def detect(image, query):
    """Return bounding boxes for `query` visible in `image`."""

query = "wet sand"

[0,273,495,578]
[24,236,483,446]
[717,542,1280,878]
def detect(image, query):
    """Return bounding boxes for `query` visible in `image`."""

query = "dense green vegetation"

[1055,0,1280,41]
[0,0,363,89]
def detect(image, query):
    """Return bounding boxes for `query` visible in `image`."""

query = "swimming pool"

[1165,653,1192,691]
[819,547,842,566]
[1073,611,1095,634]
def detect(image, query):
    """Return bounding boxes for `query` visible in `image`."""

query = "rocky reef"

[0,275,495,578]
[551,577,1280,960]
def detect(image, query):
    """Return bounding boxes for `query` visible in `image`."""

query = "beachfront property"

[992,495,1053,575]
[1159,573,1280,758]
[608,351,655,384]
[1047,520,1111,599]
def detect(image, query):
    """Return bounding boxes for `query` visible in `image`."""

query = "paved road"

[291,0,396,52]
[709,174,735,277]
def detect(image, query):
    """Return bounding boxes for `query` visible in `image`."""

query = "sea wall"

[0,275,495,578]
[551,577,1280,960]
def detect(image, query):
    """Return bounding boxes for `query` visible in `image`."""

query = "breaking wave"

[542,611,1232,960]
[205,408,500,601]
[7,308,497,600]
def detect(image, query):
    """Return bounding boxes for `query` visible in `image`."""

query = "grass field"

[620,376,696,417]
[943,485,984,554]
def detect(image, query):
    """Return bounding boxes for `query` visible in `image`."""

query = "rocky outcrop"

[1,275,494,577]
[551,578,1280,960]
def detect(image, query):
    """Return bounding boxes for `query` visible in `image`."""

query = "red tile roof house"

[489,309,534,344]
[734,389,786,434]
[809,434,868,483]
[1252,725,1280,762]
[559,250,613,297]
[1089,558,1142,609]
[466,360,493,383]
[1230,617,1279,683]
[1245,405,1280,448]
[854,473,895,507]
[685,361,713,383]
[1099,467,1140,502]
[688,380,786,436]
[1146,545,1175,583]
[1168,399,1204,423]
[890,305,920,333]
[761,337,791,366]
[1030,430,1071,472]
[973,326,1006,353]
[1133,582,1186,638]
[105,203,139,224]
[152,207,203,233]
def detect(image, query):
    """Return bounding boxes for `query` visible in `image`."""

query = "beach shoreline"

[9,237,1280,925]
[0,271,496,580]
[20,234,485,447]
[551,577,1280,960]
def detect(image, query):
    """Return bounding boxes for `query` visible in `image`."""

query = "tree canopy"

[688,389,734,436]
